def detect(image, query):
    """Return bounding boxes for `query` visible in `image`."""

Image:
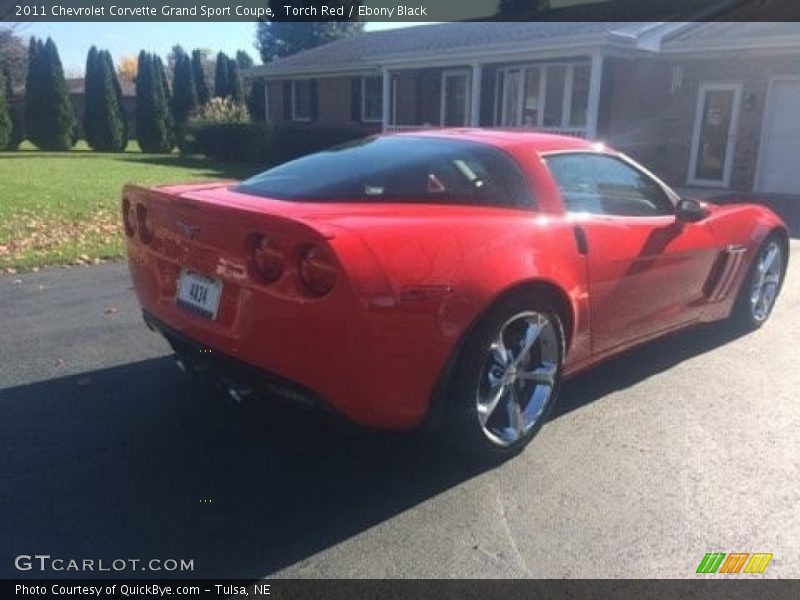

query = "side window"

[545,153,674,217]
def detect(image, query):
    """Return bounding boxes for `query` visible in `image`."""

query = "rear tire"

[729,234,787,332]
[442,294,565,460]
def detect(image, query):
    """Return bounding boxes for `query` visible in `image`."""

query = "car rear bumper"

[143,310,325,409]
[127,235,458,430]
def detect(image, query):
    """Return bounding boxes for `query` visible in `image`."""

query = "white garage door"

[758,79,800,194]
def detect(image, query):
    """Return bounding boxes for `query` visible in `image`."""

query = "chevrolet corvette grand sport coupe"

[124,130,789,457]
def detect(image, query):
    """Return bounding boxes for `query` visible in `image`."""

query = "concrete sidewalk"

[678,187,800,238]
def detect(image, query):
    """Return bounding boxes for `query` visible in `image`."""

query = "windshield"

[235,136,534,209]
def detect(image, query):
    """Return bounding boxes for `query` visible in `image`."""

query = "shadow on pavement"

[0,357,484,579]
[554,322,742,419]
[0,322,745,579]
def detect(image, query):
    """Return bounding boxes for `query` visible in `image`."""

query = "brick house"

[250,22,800,194]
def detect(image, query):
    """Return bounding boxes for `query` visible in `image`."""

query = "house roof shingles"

[664,22,800,48]
[255,22,654,75]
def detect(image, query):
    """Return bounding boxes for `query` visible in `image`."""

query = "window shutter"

[351,77,362,122]
[310,80,319,121]
[283,81,291,120]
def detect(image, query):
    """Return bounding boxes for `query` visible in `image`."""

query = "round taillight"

[136,203,153,244]
[298,244,337,297]
[122,197,136,237]
[252,236,284,283]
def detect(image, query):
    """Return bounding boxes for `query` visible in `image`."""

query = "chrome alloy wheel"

[750,241,783,322]
[476,311,560,447]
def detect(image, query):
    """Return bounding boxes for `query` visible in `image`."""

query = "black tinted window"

[236,136,533,209]
[544,153,673,217]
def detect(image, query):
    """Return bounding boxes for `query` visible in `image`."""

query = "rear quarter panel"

[324,208,591,391]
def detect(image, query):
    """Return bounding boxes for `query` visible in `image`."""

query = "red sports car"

[123,130,789,458]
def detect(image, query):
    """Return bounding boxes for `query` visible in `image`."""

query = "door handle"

[573,226,589,255]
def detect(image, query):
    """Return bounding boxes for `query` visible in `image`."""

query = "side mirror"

[676,198,708,223]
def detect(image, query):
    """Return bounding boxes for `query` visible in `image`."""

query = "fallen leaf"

[104,307,118,315]
[54,358,65,367]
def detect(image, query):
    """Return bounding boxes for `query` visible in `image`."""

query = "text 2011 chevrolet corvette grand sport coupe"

[124,130,789,457]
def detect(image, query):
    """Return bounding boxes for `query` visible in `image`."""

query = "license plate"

[176,270,222,320]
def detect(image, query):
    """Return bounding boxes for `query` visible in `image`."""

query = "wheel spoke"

[761,245,779,273]
[517,361,557,386]
[510,316,543,368]
[761,284,777,313]
[505,386,524,438]
[478,383,507,426]
[490,337,510,367]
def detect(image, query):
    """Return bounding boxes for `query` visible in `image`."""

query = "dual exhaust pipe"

[174,354,253,404]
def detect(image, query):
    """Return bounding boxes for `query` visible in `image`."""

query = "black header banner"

[1,0,800,23]
[4,579,800,600]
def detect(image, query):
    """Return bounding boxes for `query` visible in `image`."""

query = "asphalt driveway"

[1,244,798,579]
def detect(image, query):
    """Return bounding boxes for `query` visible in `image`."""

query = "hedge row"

[189,123,367,164]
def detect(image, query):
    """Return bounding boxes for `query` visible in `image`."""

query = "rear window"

[235,136,533,209]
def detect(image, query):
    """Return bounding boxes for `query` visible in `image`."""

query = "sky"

[16,21,433,76]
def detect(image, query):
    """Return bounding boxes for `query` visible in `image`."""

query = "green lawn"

[0,141,262,272]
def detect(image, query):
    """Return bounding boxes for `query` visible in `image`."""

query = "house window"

[543,65,566,127]
[569,65,591,127]
[441,70,471,127]
[292,80,312,121]
[496,62,591,130]
[362,76,383,122]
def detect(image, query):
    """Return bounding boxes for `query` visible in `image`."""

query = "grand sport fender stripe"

[708,244,747,302]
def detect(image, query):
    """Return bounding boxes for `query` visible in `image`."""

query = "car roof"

[391,128,603,154]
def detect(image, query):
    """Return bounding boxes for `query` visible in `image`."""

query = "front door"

[544,152,720,355]
[688,83,743,187]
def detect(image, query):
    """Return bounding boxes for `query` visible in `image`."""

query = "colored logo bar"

[697,552,773,574]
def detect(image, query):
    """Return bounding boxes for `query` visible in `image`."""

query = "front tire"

[443,294,565,459]
[730,234,787,331]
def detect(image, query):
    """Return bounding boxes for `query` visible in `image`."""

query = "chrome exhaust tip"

[225,384,254,404]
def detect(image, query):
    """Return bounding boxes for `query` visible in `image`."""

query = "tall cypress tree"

[153,55,174,150]
[135,51,150,151]
[0,69,11,150]
[214,52,229,98]
[3,66,23,150]
[227,58,243,103]
[89,50,126,152]
[247,78,266,122]
[102,50,128,149]
[24,38,44,146]
[83,46,100,148]
[137,52,173,153]
[25,37,75,150]
[191,49,210,106]
[170,50,197,129]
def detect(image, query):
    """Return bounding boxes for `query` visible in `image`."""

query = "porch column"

[263,79,270,125]
[586,51,604,139]
[470,63,482,127]
[381,67,391,132]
